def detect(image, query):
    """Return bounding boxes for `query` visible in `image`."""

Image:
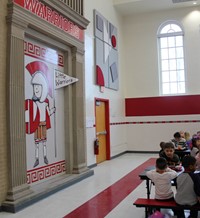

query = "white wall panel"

[126,115,200,151]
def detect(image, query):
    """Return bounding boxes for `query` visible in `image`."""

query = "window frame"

[157,20,186,96]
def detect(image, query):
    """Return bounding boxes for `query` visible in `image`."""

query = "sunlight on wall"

[184,10,200,23]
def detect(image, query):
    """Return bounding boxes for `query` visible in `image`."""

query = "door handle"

[96,130,107,136]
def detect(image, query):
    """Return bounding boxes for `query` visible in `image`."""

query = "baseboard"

[110,150,158,160]
[88,163,97,169]
[110,151,127,159]
[126,150,159,154]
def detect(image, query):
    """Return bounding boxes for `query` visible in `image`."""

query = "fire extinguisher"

[94,138,99,155]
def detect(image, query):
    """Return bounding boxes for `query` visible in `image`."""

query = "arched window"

[157,21,186,95]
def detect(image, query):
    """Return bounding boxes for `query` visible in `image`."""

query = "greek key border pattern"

[27,160,66,184]
[24,41,64,67]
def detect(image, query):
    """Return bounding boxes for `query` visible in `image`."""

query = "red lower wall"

[125,95,200,116]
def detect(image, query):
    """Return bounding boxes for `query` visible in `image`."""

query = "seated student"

[158,141,165,157]
[171,132,187,149]
[184,131,191,147]
[194,138,200,171]
[146,157,178,200]
[190,135,200,157]
[175,156,200,218]
[159,142,180,167]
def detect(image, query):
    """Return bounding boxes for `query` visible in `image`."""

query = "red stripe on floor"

[63,158,156,218]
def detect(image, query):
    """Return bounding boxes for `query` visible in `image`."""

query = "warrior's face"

[31,71,48,102]
[33,84,42,99]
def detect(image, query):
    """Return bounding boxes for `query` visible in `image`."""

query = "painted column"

[71,46,88,173]
[5,13,32,203]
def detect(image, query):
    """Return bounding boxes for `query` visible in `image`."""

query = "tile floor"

[0,153,194,218]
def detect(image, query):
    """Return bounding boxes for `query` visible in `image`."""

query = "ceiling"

[113,0,200,16]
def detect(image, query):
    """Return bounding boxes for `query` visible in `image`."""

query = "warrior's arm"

[46,102,56,116]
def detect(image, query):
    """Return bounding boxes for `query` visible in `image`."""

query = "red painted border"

[27,160,66,184]
[24,41,64,67]
[95,98,111,160]
[125,95,200,116]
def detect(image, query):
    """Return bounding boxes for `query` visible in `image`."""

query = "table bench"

[133,198,200,218]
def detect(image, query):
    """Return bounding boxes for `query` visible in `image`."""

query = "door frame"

[95,98,110,160]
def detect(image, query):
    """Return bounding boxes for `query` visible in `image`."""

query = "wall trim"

[110,150,159,159]
[126,150,159,154]
[110,151,127,159]
[88,163,97,169]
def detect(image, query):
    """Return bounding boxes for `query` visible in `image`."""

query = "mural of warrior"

[25,62,56,168]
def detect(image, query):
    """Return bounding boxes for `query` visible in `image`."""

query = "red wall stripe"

[125,95,200,116]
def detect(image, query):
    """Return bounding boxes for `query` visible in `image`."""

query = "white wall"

[84,0,127,166]
[123,6,200,97]
[126,115,200,152]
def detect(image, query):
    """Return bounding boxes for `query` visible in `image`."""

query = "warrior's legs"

[33,143,39,168]
[43,142,48,165]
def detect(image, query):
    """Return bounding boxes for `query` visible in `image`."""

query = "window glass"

[176,47,183,58]
[163,83,170,94]
[169,59,176,70]
[169,48,176,59]
[168,36,175,47]
[160,25,170,34]
[162,71,170,82]
[161,48,168,59]
[177,59,184,70]
[160,38,168,48]
[162,60,169,71]
[171,82,178,93]
[176,36,183,46]
[178,82,185,93]
[178,70,185,81]
[171,24,182,32]
[170,71,177,82]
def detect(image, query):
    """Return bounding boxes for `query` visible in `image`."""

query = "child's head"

[184,131,190,141]
[156,157,167,171]
[182,155,196,172]
[163,142,175,158]
[174,132,181,141]
[192,135,200,148]
[160,141,165,149]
